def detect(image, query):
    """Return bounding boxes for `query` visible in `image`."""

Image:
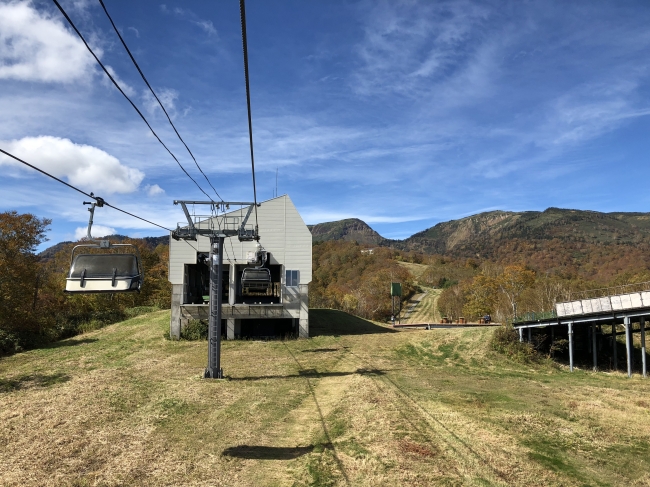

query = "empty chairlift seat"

[66,254,142,293]
[241,268,271,292]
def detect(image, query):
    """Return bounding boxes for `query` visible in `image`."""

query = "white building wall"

[168,195,312,339]
[168,195,312,286]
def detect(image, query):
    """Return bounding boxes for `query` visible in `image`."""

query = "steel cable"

[51,0,215,203]
[239,0,259,232]
[97,0,224,202]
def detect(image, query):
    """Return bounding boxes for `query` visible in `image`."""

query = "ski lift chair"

[241,267,272,293]
[65,199,143,293]
[65,243,143,293]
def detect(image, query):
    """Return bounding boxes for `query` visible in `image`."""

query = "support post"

[568,322,574,372]
[641,317,647,379]
[226,318,236,340]
[612,323,617,371]
[550,326,555,357]
[528,328,532,343]
[625,316,632,378]
[399,297,401,325]
[519,327,523,342]
[592,323,597,372]
[205,236,224,379]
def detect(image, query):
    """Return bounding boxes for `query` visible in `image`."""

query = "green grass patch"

[1,310,650,486]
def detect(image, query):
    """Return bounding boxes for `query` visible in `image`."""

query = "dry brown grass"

[2,310,650,486]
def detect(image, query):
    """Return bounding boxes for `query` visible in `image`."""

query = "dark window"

[286,270,299,287]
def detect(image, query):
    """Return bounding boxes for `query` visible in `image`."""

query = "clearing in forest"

[396,261,440,323]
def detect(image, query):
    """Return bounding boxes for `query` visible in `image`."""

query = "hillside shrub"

[0,329,22,356]
[490,324,539,363]
[181,320,208,341]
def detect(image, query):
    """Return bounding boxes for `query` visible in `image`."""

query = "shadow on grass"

[46,338,98,349]
[301,348,344,353]
[222,444,315,460]
[0,372,70,393]
[309,309,397,337]
[230,368,386,382]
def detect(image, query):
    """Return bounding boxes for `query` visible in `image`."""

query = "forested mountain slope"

[310,208,650,281]
[39,235,169,261]
[402,208,650,256]
[309,218,387,245]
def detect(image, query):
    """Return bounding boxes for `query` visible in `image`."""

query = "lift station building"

[168,195,312,339]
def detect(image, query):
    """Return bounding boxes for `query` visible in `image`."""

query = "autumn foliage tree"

[0,211,172,355]
[0,211,50,337]
[439,265,537,322]
[311,241,416,321]
[497,265,536,319]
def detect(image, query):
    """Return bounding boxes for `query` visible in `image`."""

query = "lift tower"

[172,200,259,379]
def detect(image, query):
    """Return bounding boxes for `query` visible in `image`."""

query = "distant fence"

[517,310,558,323]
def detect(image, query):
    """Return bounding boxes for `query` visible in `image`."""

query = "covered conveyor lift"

[514,284,650,378]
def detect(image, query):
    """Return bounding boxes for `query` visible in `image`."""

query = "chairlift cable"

[97,0,224,202]
[0,147,95,201]
[2,146,199,264]
[0,147,172,232]
[51,0,215,203]
[239,0,259,231]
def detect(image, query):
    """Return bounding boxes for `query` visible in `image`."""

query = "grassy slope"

[2,310,650,486]
[397,262,440,323]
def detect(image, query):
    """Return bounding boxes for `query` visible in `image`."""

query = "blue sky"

[1,0,650,249]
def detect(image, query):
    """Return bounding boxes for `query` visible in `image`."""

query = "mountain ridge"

[40,208,650,262]
[311,207,650,256]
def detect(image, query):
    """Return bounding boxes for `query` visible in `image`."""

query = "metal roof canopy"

[172,200,259,241]
[514,307,650,329]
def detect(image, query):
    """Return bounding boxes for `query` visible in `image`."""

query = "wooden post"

[528,328,532,343]
[592,323,597,372]
[569,322,574,372]
[641,317,647,379]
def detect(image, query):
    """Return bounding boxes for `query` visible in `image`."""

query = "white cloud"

[160,4,218,38]
[0,1,95,83]
[352,1,489,96]
[142,87,178,117]
[102,65,136,97]
[194,20,217,37]
[145,184,165,196]
[74,224,116,240]
[0,136,144,194]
